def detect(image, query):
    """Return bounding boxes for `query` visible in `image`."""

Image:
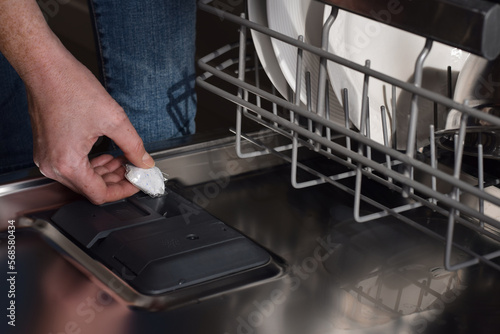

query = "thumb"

[107,117,155,169]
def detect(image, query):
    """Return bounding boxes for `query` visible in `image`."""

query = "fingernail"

[142,152,155,168]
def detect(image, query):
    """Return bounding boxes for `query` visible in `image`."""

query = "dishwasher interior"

[2,0,500,333]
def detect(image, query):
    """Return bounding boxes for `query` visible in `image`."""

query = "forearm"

[0,0,154,204]
[0,0,68,85]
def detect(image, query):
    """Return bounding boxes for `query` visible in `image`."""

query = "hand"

[27,51,155,204]
[0,0,154,204]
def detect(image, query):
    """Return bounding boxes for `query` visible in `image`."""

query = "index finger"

[105,114,155,169]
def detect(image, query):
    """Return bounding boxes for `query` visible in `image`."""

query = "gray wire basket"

[196,0,500,272]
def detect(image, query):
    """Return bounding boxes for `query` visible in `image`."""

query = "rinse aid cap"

[124,164,167,197]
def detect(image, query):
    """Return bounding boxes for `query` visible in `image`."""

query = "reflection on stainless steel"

[33,254,131,334]
[0,231,132,334]
[2,137,500,333]
[0,180,81,230]
[323,218,465,325]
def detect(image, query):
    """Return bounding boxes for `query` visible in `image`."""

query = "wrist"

[20,36,73,90]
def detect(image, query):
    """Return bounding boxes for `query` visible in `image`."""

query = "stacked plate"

[248,0,469,146]
[248,0,345,129]
[325,9,469,148]
[247,0,289,100]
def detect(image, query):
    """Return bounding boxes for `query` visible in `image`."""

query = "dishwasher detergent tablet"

[124,164,167,197]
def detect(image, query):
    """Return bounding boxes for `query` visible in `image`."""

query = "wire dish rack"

[196,0,500,272]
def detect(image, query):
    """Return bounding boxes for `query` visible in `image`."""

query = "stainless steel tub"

[2,131,500,334]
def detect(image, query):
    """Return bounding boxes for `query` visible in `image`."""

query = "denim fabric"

[89,0,197,144]
[0,52,34,173]
[0,0,197,173]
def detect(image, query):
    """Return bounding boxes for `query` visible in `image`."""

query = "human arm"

[0,0,155,204]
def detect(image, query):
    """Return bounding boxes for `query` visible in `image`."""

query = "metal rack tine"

[291,34,324,188]
[381,106,392,183]
[235,13,283,159]
[315,6,339,145]
[434,102,438,130]
[306,71,314,145]
[353,60,372,221]
[235,12,249,158]
[391,85,397,149]
[355,59,371,171]
[366,97,371,170]
[290,35,304,133]
[478,143,485,229]
[343,88,352,163]
[445,112,470,270]
[447,65,453,99]
[353,57,423,222]
[254,50,261,112]
[429,124,437,205]
[325,80,332,154]
[403,39,433,155]
[359,60,371,141]
[403,39,433,197]
[293,35,304,107]
[271,85,278,127]
[288,86,295,126]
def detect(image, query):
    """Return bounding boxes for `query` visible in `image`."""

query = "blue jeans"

[0,0,197,174]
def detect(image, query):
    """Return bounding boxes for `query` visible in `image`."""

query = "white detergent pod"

[124,164,167,197]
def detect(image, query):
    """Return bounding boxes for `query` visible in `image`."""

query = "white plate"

[248,0,289,99]
[326,9,469,146]
[267,0,344,125]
